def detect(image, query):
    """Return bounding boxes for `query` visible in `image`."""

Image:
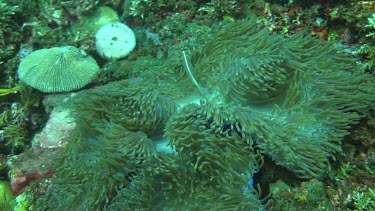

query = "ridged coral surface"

[17,46,99,93]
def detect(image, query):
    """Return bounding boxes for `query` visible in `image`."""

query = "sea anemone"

[35,15,375,210]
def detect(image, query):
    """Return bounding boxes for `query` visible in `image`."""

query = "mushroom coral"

[17,46,99,93]
[36,16,374,210]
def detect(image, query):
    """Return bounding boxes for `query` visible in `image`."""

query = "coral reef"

[14,192,34,211]
[0,85,46,156]
[1,0,374,210]
[269,179,334,210]
[7,146,55,197]
[32,108,75,148]
[35,14,374,210]
[0,1,21,87]
[70,6,119,35]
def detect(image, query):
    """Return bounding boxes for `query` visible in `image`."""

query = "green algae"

[0,180,15,211]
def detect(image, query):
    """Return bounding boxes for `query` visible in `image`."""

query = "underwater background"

[0,0,375,210]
